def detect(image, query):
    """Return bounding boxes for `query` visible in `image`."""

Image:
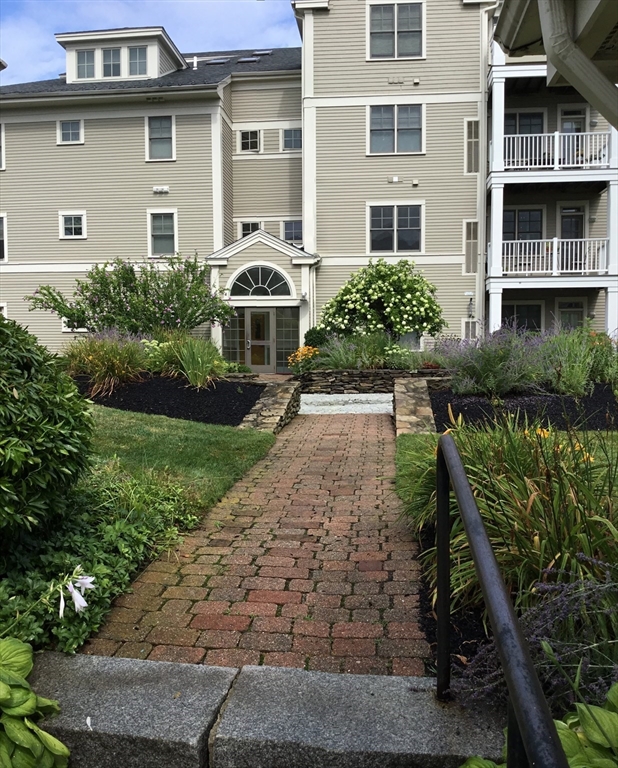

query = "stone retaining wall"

[299,369,426,394]
[393,378,436,435]
[238,381,301,434]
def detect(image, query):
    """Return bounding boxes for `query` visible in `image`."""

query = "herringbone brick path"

[83,414,429,675]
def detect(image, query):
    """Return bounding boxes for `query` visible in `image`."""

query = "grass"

[91,405,276,512]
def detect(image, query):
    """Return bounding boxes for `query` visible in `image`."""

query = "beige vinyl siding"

[221,84,233,119]
[316,102,479,254]
[315,262,475,335]
[313,0,482,95]
[158,47,176,76]
[502,92,609,133]
[498,288,605,333]
[589,190,607,241]
[263,221,281,237]
[218,242,302,295]
[222,120,235,246]
[502,190,607,241]
[231,84,301,122]
[0,112,213,263]
[233,157,302,218]
[262,129,281,154]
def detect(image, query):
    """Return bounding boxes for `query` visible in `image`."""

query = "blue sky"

[0,0,300,85]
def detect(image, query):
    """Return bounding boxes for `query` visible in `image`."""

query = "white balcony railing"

[502,238,608,275]
[504,132,610,170]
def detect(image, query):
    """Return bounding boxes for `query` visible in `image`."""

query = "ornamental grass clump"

[314,331,417,370]
[318,258,445,340]
[397,414,618,613]
[172,337,227,389]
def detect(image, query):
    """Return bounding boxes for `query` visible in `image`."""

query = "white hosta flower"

[58,567,96,618]
[67,583,89,614]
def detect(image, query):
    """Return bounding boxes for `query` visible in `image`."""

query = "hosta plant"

[0,637,70,767]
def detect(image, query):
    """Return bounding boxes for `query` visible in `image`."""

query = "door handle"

[246,339,251,348]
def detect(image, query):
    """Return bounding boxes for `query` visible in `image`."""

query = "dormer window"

[76,50,95,79]
[129,46,147,76]
[103,48,121,77]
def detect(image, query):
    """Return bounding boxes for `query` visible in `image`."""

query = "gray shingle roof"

[0,47,301,97]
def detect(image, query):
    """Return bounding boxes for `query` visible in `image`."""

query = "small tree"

[27,255,235,335]
[318,259,445,340]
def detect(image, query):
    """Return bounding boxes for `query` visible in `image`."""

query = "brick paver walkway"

[83,414,429,675]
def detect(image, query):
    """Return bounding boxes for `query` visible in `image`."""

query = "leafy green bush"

[304,327,330,348]
[173,338,227,389]
[541,328,595,396]
[397,415,618,612]
[27,256,235,335]
[0,317,93,535]
[0,460,199,653]
[318,259,445,340]
[315,331,417,370]
[63,331,148,396]
[0,637,70,767]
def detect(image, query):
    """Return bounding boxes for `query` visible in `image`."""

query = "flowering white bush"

[317,259,445,340]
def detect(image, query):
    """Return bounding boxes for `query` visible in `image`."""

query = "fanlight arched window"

[230,266,291,297]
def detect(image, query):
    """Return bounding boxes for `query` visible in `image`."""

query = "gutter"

[537,0,618,128]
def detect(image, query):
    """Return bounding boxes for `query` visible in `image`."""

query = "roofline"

[0,82,220,105]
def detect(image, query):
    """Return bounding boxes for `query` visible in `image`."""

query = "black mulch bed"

[430,383,617,433]
[75,375,265,427]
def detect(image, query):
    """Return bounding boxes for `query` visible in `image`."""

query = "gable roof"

[0,47,302,98]
[206,229,319,266]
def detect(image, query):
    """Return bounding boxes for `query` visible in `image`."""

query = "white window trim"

[0,212,7,263]
[504,107,549,134]
[76,49,96,80]
[280,128,303,153]
[56,119,84,145]
[366,199,425,255]
[503,205,547,240]
[147,208,178,258]
[144,115,176,162]
[102,47,122,78]
[461,318,479,340]
[556,200,589,239]
[366,0,426,62]
[281,219,304,245]
[557,103,590,133]
[61,317,88,333]
[0,124,5,170]
[366,104,425,156]
[238,221,263,239]
[501,299,546,332]
[58,211,87,240]
[0,302,6,318]
[463,117,480,175]
[554,296,588,327]
[128,45,149,77]
[237,129,262,154]
[225,261,297,300]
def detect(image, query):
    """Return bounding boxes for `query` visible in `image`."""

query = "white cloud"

[0,0,300,85]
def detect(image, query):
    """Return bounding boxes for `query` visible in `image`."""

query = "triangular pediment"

[205,229,319,266]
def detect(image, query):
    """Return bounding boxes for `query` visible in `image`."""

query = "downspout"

[537,0,618,128]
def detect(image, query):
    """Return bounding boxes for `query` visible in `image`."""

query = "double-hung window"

[369,3,423,59]
[103,48,121,77]
[503,209,543,241]
[76,50,95,79]
[370,105,422,153]
[284,221,303,244]
[283,129,302,150]
[149,211,176,256]
[370,205,421,252]
[241,222,260,237]
[147,116,174,160]
[240,131,259,152]
[59,211,87,239]
[57,120,83,144]
[129,46,147,76]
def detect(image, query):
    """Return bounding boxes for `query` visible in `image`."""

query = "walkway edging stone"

[238,380,300,434]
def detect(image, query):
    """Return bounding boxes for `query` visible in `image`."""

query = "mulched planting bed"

[76,375,265,427]
[430,383,617,433]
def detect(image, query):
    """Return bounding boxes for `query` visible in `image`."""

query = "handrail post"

[436,443,451,700]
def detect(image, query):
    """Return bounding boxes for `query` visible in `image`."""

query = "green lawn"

[91,405,276,512]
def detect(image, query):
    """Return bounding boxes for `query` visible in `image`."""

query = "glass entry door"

[245,309,276,373]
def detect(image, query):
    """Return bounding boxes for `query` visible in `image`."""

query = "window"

[57,120,83,144]
[59,211,87,239]
[505,112,544,135]
[283,129,302,150]
[284,221,303,244]
[61,318,88,333]
[76,50,95,79]
[0,124,5,170]
[0,303,6,318]
[240,130,259,152]
[370,105,422,153]
[149,211,176,256]
[464,221,478,273]
[502,302,543,332]
[241,222,260,238]
[147,116,174,160]
[556,299,586,329]
[369,3,422,59]
[370,204,421,252]
[465,120,479,173]
[503,209,543,241]
[129,46,147,76]
[230,266,291,296]
[0,215,6,261]
[103,48,121,77]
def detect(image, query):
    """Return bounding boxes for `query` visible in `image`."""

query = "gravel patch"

[299,393,393,415]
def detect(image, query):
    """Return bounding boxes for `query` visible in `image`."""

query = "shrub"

[173,338,227,389]
[64,331,148,396]
[0,317,93,535]
[541,328,595,396]
[317,259,445,340]
[304,327,330,348]
[287,346,320,374]
[27,255,235,335]
[397,415,618,612]
[314,331,416,370]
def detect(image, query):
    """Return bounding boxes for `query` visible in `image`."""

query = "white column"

[488,286,503,332]
[491,76,505,172]
[610,125,618,170]
[210,108,224,252]
[489,184,504,277]
[301,10,318,256]
[606,286,618,340]
[210,265,223,349]
[492,40,505,66]
[607,179,618,276]
[299,264,311,342]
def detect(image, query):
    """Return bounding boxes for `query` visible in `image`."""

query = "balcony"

[502,238,608,275]
[503,132,610,170]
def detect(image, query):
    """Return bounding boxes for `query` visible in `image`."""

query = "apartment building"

[0,1,615,373]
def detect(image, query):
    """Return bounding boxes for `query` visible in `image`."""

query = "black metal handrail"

[436,433,569,768]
